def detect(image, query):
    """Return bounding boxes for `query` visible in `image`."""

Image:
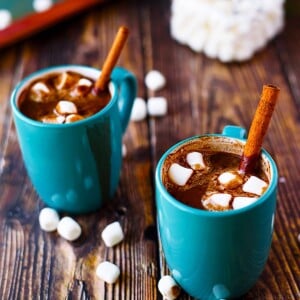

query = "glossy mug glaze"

[11,65,137,214]
[155,125,278,299]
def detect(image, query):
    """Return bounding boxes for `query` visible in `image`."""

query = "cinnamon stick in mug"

[239,84,280,174]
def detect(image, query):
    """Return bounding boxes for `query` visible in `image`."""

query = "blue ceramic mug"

[11,65,136,214]
[155,125,278,299]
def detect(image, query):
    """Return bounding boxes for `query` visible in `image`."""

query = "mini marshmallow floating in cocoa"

[239,84,280,174]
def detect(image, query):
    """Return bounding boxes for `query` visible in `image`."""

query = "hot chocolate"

[18,71,111,123]
[162,137,269,211]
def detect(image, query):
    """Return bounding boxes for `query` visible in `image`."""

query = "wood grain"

[0,0,299,299]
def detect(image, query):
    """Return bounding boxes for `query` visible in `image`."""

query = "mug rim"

[10,64,116,128]
[155,133,278,218]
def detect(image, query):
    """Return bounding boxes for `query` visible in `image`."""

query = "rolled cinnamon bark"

[94,26,129,94]
[239,84,280,174]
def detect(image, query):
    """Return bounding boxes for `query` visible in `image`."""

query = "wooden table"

[0,0,299,299]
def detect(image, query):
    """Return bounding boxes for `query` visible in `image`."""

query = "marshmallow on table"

[55,100,78,115]
[218,171,243,189]
[96,261,120,284]
[29,82,50,102]
[122,144,127,157]
[232,197,258,210]
[168,163,193,186]
[57,217,82,241]
[158,275,181,300]
[130,97,147,121]
[242,176,268,196]
[170,0,285,62]
[39,207,60,232]
[147,97,168,117]
[0,9,12,30]
[101,221,124,247]
[145,70,166,91]
[203,193,232,210]
[186,152,205,170]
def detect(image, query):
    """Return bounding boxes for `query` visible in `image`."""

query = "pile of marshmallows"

[170,0,285,62]
[169,151,268,210]
[39,207,180,299]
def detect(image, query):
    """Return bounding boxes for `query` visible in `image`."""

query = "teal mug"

[11,65,136,214]
[155,125,278,299]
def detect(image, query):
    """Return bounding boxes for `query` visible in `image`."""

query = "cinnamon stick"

[239,84,280,174]
[94,26,129,93]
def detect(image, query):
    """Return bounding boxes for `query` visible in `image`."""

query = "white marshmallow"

[96,261,120,284]
[147,97,167,117]
[77,78,92,87]
[130,97,147,121]
[57,217,82,241]
[55,72,75,90]
[40,115,65,124]
[242,176,268,196]
[168,163,193,186]
[101,221,124,247]
[218,171,243,189]
[206,193,232,208]
[65,114,84,123]
[38,207,60,232]
[232,197,258,210]
[55,100,78,115]
[122,144,127,157]
[186,152,205,170]
[158,275,181,300]
[145,70,166,91]
[33,0,53,13]
[30,82,50,102]
[0,9,12,30]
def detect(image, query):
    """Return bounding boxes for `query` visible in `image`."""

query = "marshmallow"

[0,9,12,30]
[147,97,168,117]
[232,197,258,210]
[71,78,93,96]
[57,217,82,241]
[101,221,124,247]
[186,152,205,170]
[55,100,78,115]
[33,0,53,12]
[204,193,232,209]
[96,261,120,284]
[218,171,243,189]
[158,275,181,300]
[145,70,166,91]
[55,72,76,90]
[122,144,127,157]
[130,97,147,121]
[29,82,50,102]
[168,163,193,186]
[38,207,60,232]
[65,114,84,123]
[40,115,65,124]
[242,176,268,196]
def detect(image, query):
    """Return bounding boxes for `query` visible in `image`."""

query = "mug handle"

[111,66,137,133]
[222,125,247,139]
